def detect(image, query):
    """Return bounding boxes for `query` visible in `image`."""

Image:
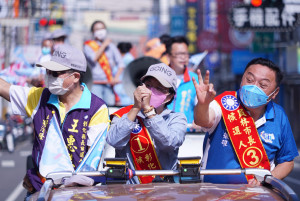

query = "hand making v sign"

[192,69,216,106]
[192,69,216,128]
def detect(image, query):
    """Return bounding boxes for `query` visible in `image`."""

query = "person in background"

[117,42,134,67]
[165,36,199,132]
[144,34,171,65]
[30,33,54,87]
[51,28,68,48]
[107,63,187,184]
[37,32,53,63]
[115,42,134,106]
[83,20,124,106]
[0,44,109,194]
[193,57,299,185]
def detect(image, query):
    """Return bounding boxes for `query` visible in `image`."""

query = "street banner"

[185,0,200,53]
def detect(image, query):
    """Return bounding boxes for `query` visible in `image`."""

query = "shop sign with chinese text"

[228,3,300,31]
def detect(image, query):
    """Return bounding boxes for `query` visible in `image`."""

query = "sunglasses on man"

[46,70,73,77]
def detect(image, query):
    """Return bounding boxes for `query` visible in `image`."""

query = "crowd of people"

[0,19,298,198]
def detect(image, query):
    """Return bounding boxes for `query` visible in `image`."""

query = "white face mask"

[45,73,74,95]
[94,29,107,41]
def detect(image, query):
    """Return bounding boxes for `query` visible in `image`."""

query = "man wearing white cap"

[107,63,187,184]
[0,44,109,193]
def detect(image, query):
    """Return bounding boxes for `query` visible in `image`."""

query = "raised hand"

[102,38,112,48]
[133,84,151,110]
[192,69,216,106]
[140,85,152,111]
[128,84,152,122]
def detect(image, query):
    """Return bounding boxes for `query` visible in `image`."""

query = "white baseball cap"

[141,63,177,92]
[36,44,87,72]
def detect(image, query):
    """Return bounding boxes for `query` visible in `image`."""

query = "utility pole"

[3,26,11,70]
[1,0,11,70]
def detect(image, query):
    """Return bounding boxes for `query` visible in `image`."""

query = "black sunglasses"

[46,70,72,78]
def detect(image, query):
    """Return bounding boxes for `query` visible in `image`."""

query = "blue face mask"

[42,47,51,55]
[239,85,276,108]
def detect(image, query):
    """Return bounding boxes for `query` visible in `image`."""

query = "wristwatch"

[144,107,156,118]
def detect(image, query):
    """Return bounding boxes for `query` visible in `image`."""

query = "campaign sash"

[84,40,120,103]
[85,40,113,81]
[111,106,162,183]
[215,91,270,181]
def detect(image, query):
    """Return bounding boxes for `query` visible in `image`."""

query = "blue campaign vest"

[167,69,198,128]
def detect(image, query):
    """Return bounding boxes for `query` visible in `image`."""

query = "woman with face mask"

[107,63,187,184]
[83,20,125,106]
[39,36,53,63]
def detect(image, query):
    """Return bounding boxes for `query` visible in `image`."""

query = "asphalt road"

[0,138,300,201]
[0,139,31,201]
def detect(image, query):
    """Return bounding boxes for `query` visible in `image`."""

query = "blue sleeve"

[275,112,299,164]
[106,114,136,149]
[106,112,187,152]
[144,112,187,151]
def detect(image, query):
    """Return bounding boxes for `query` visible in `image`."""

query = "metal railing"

[35,167,299,201]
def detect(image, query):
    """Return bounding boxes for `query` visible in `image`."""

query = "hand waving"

[192,69,216,106]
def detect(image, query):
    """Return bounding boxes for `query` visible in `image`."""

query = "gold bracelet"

[143,106,154,113]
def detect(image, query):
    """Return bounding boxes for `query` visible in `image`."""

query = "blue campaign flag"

[75,123,109,172]
[39,115,74,177]
[190,51,208,71]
